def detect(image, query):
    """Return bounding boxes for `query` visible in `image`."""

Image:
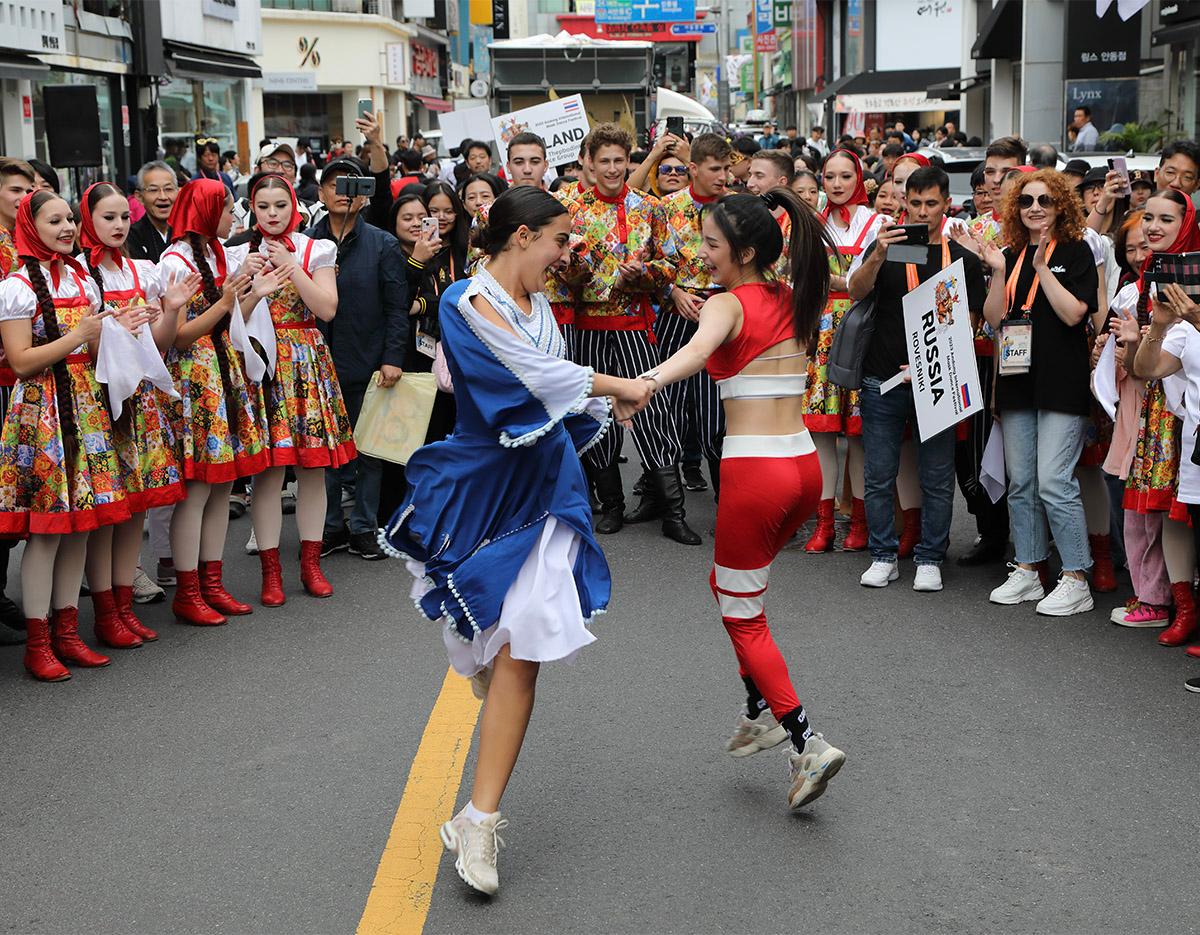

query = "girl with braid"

[77,182,199,648]
[0,191,146,681]
[245,174,351,605]
[160,179,275,626]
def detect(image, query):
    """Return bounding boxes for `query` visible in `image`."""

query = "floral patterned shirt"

[656,187,718,294]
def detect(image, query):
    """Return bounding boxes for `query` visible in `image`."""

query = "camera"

[334,175,376,198]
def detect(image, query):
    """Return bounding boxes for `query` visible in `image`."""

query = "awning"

[835,92,957,114]
[0,52,50,81]
[816,68,958,101]
[927,73,990,100]
[972,0,1021,60]
[415,95,453,112]
[1153,20,1200,46]
[164,41,261,79]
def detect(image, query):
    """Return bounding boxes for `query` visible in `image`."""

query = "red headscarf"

[1137,189,1200,302]
[168,178,229,278]
[892,152,930,174]
[820,148,869,226]
[14,191,88,289]
[78,182,126,271]
[249,174,301,251]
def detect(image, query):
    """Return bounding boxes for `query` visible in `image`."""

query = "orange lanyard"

[905,238,950,290]
[1005,239,1057,316]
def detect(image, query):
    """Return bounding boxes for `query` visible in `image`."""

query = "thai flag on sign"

[563,99,580,113]
[960,384,971,408]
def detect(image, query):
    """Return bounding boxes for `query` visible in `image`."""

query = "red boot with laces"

[1160,581,1198,647]
[199,560,252,616]
[172,569,227,626]
[259,548,286,607]
[299,541,333,598]
[841,498,869,552]
[897,508,921,559]
[114,584,158,641]
[91,589,141,649]
[804,499,836,553]
[23,617,69,682]
[51,607,110,667]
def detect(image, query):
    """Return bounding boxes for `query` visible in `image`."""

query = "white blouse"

[0,265,100,321]
[252,232,336,273]
[80,257,164,304]
[159,239,251,288]
[1164,321,1200,505]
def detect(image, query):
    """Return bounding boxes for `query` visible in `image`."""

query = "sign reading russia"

[492,94,592,168]
[595,0,696,23]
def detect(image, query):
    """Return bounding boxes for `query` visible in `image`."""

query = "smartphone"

[357,97,374,119]
[666,116,685,137]
[897,224,929,244]
[1107,156,1132,197]
[334,175,376,198]
[886,224,930,264]
[421,216,441,239]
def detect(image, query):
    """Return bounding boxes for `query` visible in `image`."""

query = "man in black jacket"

[312,158,409,560]
[127,161,178,262]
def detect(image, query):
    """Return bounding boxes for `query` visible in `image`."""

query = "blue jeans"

[324,382,383,536]
[860,377,956,565]
[1000,409,1092,571]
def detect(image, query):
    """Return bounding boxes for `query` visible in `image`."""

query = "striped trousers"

[656,310,725,464]
[572,327,681,472]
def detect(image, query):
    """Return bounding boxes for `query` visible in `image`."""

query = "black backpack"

[826,295,877,390]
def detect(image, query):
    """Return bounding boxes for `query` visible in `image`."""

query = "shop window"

[159,77,244,178]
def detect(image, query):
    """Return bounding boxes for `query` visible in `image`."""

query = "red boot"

[114,584,158,641]
[841,498,868,552]
[897,508,921,559]
[1089,534,1118,593]
[91,589,141,649]
[50,607,110,667]
[199,560,252,616]
[172,569,227,626]
[259,548,286,607]
[23,617,69,682]
[299,540,333,598]
[1160,581,1198,647]
[804,499,836,553]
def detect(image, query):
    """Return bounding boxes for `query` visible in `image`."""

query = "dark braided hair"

[187,230,242,440]
[21,224,80,468]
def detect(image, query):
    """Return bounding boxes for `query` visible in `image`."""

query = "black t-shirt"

[860,238,987,380]
[994,238,1098,416]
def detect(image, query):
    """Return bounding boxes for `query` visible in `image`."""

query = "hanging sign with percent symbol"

[298,37,320,68]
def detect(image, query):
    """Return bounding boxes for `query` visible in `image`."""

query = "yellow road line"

[357,667,482,935]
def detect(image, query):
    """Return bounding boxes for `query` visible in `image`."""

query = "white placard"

[491,94,591,168]
[901,257,983,442]
[386,42,408,86]
[439,106,497,152]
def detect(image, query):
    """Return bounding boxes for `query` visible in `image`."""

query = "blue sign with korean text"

[669,21,716,35]
[754,0,773,34]
[595,0,697,24]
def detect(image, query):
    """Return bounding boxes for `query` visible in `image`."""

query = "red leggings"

[710,434,821,720]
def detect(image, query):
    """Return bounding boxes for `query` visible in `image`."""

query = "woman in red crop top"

[638,189,848,811]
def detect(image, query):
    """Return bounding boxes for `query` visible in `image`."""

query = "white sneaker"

[787,733,846,809]
[440,809,507,896]
[912,564,943,592]
[245,529,258,555]
[990,564,1045,605]
[1036,576,1094,617]
[131,565,165,604]
[725,709,788,758]
[860,560,899,588]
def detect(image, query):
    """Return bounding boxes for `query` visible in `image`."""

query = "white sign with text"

[491,95,591,167]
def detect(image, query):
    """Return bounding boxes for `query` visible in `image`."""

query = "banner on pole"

[901,257,983,441]
[491,94,591,167]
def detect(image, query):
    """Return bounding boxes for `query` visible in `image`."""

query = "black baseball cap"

[322,156,367,180]
[1062,158,1091,177]
[1079,166,1108,190]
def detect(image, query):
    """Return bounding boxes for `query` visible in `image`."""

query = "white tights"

[1163,517,1196,585]
[21,531,89,619]
[85,514,145,592]
[250,466,328,550]
[813,433,864,501]
[170,480,234,572]
[1075,465,1111,537]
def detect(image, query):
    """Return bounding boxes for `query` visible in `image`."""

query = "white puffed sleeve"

[132,259,164,303]
[305,236,337,272]
[224,243,251,278]
[0,276,36,321]
[78,274,102,310]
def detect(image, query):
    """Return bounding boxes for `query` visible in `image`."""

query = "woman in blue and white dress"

[381,186,651,896]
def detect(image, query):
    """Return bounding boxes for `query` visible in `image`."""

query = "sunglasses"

[1018,193,1054,209]
[658,165,688,176]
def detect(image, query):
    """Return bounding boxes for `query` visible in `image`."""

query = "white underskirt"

[410,516,597,677]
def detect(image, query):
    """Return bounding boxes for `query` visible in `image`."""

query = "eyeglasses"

[1018,193,1054,209]
[658,165,688,176]
[140,185,177,197]
[260,158,297,172]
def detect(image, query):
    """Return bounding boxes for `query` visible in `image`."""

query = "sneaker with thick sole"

[860,560,899,588]
[245,529,259,555]
[1113,601,1169,628]
[131,566,165,604]
[1036,576,1094,617]
[349,531,385,561]
[726,709,788,758]
[787,733,846,809]
[156,559,177,588]
[990,564,1045,605]
[913,564,943,592]
[1184,677,1200,694]
[1110,598,1141,624]
[320,525,351,557]
[440,810,507,896]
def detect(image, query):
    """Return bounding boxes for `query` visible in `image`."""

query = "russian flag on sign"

[960,384,971,408]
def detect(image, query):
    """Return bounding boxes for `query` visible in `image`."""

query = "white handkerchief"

[1092,336,1118,421]
[229,298,277,383]
[980,419,1006,505]
[135,325,178,400]
[95,317,144,421]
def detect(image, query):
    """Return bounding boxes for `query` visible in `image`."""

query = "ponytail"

[187,231,241,439]
[23,257,79,467]
[761,186,833,350]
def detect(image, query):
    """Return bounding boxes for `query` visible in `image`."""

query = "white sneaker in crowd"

[912,564,943,592]
[1036,576,1094,617]
[860,560,899,588]
[131,565,165,604]
[440,809,508,896]
[787,733,846,809]
[245,529,258,555]
[725,709,788,758]
[989,564,1045,605]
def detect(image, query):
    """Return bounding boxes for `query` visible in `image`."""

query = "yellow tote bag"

[353,372,438,465]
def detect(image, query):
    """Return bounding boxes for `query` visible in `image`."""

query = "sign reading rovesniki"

[491,95,591,168]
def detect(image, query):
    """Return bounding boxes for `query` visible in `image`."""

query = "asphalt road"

[1,472,1198,935]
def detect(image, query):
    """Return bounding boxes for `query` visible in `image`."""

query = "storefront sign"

[1160,1,1200,24]
[492,94,591,167]
[1065,78,1138,138]
[263,72,319,92]
[411,42,442,98]
[298,36,320,68]
[835,92,953,113]
[755,0,776,51]
[492,0,509,39]
[21,95,31,122]
[202,0,239,21]
[773,0,792,28]
[404,0,436,16]
[386,42,408,86]
[595,0,696,24]
[1065,1,1140,79]
[558,14,707,42]
[901,258,982,442]
[875,0,961,71]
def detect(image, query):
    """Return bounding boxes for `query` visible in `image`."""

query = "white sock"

[462,801,496,825]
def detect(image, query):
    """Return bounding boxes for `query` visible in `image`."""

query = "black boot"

[625,469,661,524]
[653,466,702,545]
[592,463,625,535]
[682,461,708,492]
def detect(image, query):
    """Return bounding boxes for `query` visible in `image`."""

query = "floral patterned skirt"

[0,357,132,534]
[255,328,356,469]
[112,381,186,513]
[1124,380,1179,514]
[167,333,269,484]
[802,293,861,435]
